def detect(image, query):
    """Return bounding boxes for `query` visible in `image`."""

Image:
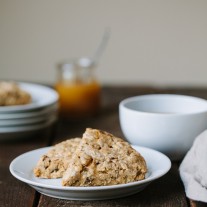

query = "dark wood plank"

[0,125,56,207]
[38,163,188,207]
[4,86,206,207]
[38,86,197,206]
[189,200,207,207]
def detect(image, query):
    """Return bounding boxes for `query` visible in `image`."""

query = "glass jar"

[55,58,101,119]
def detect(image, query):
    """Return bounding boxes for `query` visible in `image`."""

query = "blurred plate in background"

[0,82,59,140]
[0,82,58,113]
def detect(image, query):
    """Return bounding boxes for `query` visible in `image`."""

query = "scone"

[0,81,31,106]
[34,138,81,178]
[62,128,147,186]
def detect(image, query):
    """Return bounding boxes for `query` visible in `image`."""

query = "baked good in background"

[0,81,31,106]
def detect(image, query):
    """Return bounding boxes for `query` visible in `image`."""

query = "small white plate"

[0,82,58,113]
[0,103,58,120]
[9,145,171,200]
[0,116,57,140]
[0,113,57,126]
[0,115,57,133]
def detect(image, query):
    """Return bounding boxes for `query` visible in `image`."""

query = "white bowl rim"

[119,94,207,116]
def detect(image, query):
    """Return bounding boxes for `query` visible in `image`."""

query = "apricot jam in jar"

[55,58,101,119]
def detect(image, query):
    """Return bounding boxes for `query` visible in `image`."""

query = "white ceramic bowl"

[119,94,207,160]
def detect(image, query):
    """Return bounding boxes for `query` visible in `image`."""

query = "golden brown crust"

[62,128,147,186]
[34,138,81,178]
[0,81,31,106]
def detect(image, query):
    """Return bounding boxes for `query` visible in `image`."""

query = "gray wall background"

[1,0,207,86]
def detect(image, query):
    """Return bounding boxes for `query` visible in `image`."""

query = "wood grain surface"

[1,85,207,207]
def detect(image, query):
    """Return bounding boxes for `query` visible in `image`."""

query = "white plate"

[0,82,58,113]
[0,116,57,140]
[0,115,57,133]
[0,112,58,126]
[0,103,58,120]
[9,145,171,200]
[0,105,58,126]
[0,116,57,141]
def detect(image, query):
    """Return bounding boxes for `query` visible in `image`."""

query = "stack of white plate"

[0,82,59,140]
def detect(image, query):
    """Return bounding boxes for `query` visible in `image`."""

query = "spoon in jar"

[78,28,111,68]
[92,27,111,65]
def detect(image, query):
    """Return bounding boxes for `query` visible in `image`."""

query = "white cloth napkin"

[179,130,207,203]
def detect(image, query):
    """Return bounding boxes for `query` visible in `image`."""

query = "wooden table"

[1,85,207,207]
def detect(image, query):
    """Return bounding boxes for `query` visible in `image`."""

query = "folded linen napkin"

[179,130,207,203]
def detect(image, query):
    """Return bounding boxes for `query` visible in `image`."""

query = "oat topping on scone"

[62,128,147,186]
[34,138,81,178]
[0,81,31,106]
